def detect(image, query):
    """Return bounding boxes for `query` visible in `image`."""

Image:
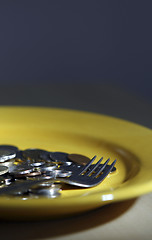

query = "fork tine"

[78,155,97,175]
[86,157,103,176]
[95,160,117,185]
[93,158,110,177]
[94,159,116,178]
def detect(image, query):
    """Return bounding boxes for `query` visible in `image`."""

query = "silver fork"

[57,156,116,187]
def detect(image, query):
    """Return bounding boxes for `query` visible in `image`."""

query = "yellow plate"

[0,106,152,220]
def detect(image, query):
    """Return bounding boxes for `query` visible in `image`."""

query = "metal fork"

[57,156,116,187]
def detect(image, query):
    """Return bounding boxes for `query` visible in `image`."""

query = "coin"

[26,172,56,181]
[29,160,46,167]
[40,164,58,173]
[29,182,61,190]
[9,164,34,176]
[25,171,42,177]
[0,145,19,162]
[14,171,42,179]
[0,165,9,175]
[37,181,56,187]
[50,152,72,165]
[68,153,90,166]
[22,148,48,161]
[29,183,61,198]
[0,159,15,168]
[30,188,61,198]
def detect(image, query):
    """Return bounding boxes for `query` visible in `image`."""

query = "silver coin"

[25,171,42,177]
[29,160,46,167]
[29,183,61,198]
[30,189,61,198]
[22,148,48,161]
[29,182,61,190]
[0,165,9,175]
[40,163,58,173]
[40,188,61,198]
[13,171,42,179]
[26,173,55,181]
[9,164,34,175]
[1,159,15,168]
[50,152,72,165]
[36,181,58,187]
[0,145,19,162]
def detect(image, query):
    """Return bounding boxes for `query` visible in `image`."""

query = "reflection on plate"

[0,107,152,220]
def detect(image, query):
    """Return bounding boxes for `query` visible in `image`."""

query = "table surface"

[0,83,152,240]
[0,193,152,240]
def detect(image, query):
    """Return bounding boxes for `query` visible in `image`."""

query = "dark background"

[0,1,152,128]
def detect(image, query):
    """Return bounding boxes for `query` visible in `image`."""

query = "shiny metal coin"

[29,183,61,198]
[26,173,55,181]
[9,164,34,175]
[25,171,42,177]
[22,148,48,161]
[14,171,42,179]
[1,159,15,168]
[68,153,90,166]
[0,145,19,162]
[50,152,72,165]
[30,189,61,198]
[29,182,61,190]
[0,165,9,175]
[36,181,58,187]
[29,160,46,167]
[40,163,58,173]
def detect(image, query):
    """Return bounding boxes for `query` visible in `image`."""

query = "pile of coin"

[0,145,98,199]
[0,145,116,199]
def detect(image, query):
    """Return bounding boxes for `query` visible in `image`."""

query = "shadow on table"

[0,198,137,240]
